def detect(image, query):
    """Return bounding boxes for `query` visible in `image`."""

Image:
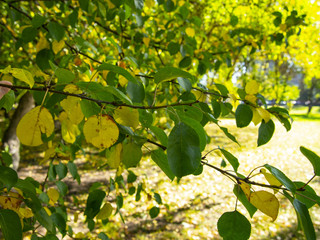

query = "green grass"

[290,106,320,121]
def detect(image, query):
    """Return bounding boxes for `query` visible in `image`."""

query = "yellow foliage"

[185,27,195,37]
[107,143,122,169]
[52,40,65,54]
[96,203,113,220]
[245,94,257,104]
[239,180,251,199]
[114,106,140,129]
[60,96,84,125]
[143,37,150,47]
[16,106,54,146]
[251,107,262,126]
[83,114,119,150]
[256,108,271,123]
[10,68,34,88]
[260,168,282,193]
[19,207,33,218]
[249,190,279,221]
[36,33,49,52]
[245,80,260,95]
[192,89,208,102]
[119,75,128,86]
[47,188,60,206]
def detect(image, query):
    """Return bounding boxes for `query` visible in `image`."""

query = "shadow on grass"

[291,114,320,121]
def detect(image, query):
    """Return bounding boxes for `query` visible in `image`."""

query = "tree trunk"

[2,92,35,170]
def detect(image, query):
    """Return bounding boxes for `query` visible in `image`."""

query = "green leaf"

[67,162,80,183]
[150,126,168,147]
[51,212,66,235]
[167,122,201,177]
[167,42,180,55]
[149,206,160,218]
[257,119,275,146]
[22,27,37,43]
[32,14,46,28]
[230,15,239,26]
[235,104,253,128]
[154,193,162,204]
[264,164,296,194]
[300,146,320,176]
[293,199,316,240]
[0,165,18,190]
[98,232,110,240]
[179,56,192,68]
[214,83,229,96]
[0,209,22,240]
[76,82,115,102]
[55,163,68,180]
[294,182,320,208]
[36,49,54,70]
[48,22,65,41]
[217,210,251,240]
[179,115,207,151]
[154,67,196,84]
[0,90,15,112]
[80,100,101,118]
[34,208,54,233]
[219,126,239,145]
[122,142,142,168]
[177,77,192,92]
[15,179,42,211]
[127,81,145,103]
[138,109,153,128]
[55,68,75,84]
[97,63,138,84]
[219,149,239,172]
[233,185,257,218]
[85,189,106,219]
[106,86,133,104]
[151,149,175,181]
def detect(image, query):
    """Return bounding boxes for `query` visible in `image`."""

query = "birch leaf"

[249,190,279,221]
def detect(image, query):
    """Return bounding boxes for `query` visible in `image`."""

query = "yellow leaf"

[52,40,65,54]
[251,107,262,126]
[107,143,122,169]
[256,108,271,123]
[185,27,195,37]
[64,84,82,94]
[102,70,109,80]
[106,0,115,8]
[44,207,52,216]
[245,80,260,95]
[119,75,128,87]
[10,68,34,88]
[143,37,150,47]
[114,106,139,128]
[245,94,257,104]
[16,106,54,146]
[249,190,279,221]
[239,180,251,199]
[260,168,282,193]
[60,97,84,125]
[47,188,60,205]
[74,211,79,223]
[191,89,207,102]
[19,207,33,218]
[36,33,50,52]
[43,145,56,162]
[60,116,80,143]
[83,114,119,150]
[96,203,113,220]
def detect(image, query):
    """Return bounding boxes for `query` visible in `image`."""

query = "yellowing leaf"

[143,37,150,47]
[47,188,60,205]
[64,84,82,94]
[83,114,119,150]
[245,80,260,95]
[52,39,65,54]
[249,190,279,221]
[17,106,54,146]
[19,207,33,218]
[96,203,113,220]
[119,75,128,86]
[107,143,122,169]
[114,106,139,128]
[260,168,282,193]
[245,94,257,104]
[60,114,80,144]
[239,180,251,199]
[60,97,84,124]
[11,68,34,88]
[186,27,195,37]
[106,0,115,8]
[36,34,50,52]
[251,107,262,126]
[191,89,207,102]
[43,207,52,216]
[256,108,271,123]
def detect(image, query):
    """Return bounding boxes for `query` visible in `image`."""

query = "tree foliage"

[0,0,320,239]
